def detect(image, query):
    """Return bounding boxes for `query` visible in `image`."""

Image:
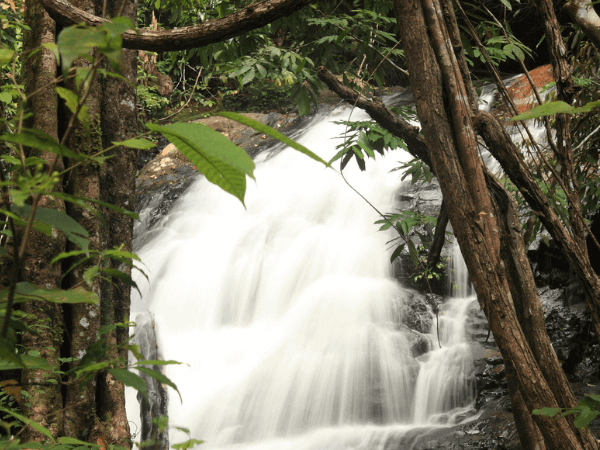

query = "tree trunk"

[393,0,598,449]
[19,0,65,440]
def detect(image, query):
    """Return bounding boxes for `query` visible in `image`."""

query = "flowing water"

[129,102,477,449]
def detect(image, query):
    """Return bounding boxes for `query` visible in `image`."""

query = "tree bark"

[393,0,597,449]
[36,0,313,51]
[19,0,65,441]
[474,110,600,338]
[563,0,600,50]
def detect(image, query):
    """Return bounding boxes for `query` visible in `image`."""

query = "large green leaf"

[532,407,563,417]
[136,366,182,402]
[0,129,82,159]
[512,100,600,121]
[11,204,89,251]
[51,191,139,220]
[0,353,54,371]
[574,410,600,429]
[0,282,99,305]
[108,368,147,398]
[56,24,104,76]
[216,112,330,168]
[146,122,255,205]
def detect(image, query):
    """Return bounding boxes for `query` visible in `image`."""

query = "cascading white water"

[129,103,477,449]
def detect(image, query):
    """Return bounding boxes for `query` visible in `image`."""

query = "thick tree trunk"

[95,1,138,445]
[393,1,598,449]
[19,0,65,441]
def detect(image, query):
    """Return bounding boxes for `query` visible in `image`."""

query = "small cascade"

[129,103,477,449]
[447,241,475,298]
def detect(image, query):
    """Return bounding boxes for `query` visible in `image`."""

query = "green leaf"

[136,366,182,402]
[0,48,15,67]
[99,268,140,295]
[0,92,12,104]
[512,100,600,121]
[56,24,104,77]
[574,410,599,429]
[83,266,99,288]
[216,112,330,168]
[0,129,82,159]
[51,191,139,220]
[11,204,89,251]
[112,138,156,150]
[0,338,24,369]
[579,395,600,408]
[0,282,99,305]
[56,87,90,135]
[0,406,55,441]
[108,368,147,398]
[390,244,405,263]
[241,68,256,85]
[42,42,60,65]
[171,439,204,450]
[532,407,563,417]
[255,64,267,78]
[58,437,89,446]
[0,352,54,371]
[134,359,182,366]
[146,122,255,206]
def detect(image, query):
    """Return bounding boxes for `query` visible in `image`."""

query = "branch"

[563,0,600,51]
[316,66,432,168]
[36,0,314,52]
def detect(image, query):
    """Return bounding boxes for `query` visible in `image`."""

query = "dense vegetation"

[0,0,599,449]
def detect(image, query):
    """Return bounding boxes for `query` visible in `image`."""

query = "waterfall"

[128,102,477,449]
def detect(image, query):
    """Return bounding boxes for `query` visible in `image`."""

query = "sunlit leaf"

[112,138,156,150]
[512,100,600,121]
[216,112,330,168]
[146,122,255,205]
[0,48,15,67]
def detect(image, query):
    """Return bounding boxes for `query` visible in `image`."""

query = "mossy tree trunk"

[19,0,137,445]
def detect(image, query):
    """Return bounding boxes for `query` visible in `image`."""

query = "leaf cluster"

[533,394,600,430]
[329,120,408,171]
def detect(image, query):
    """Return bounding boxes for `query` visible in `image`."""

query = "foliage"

[135,0,406,117]
[511,100,600,121]
[0,0,26,119]
[533,394,600,430]
[460,0,534,69]
[329,120,409,170]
